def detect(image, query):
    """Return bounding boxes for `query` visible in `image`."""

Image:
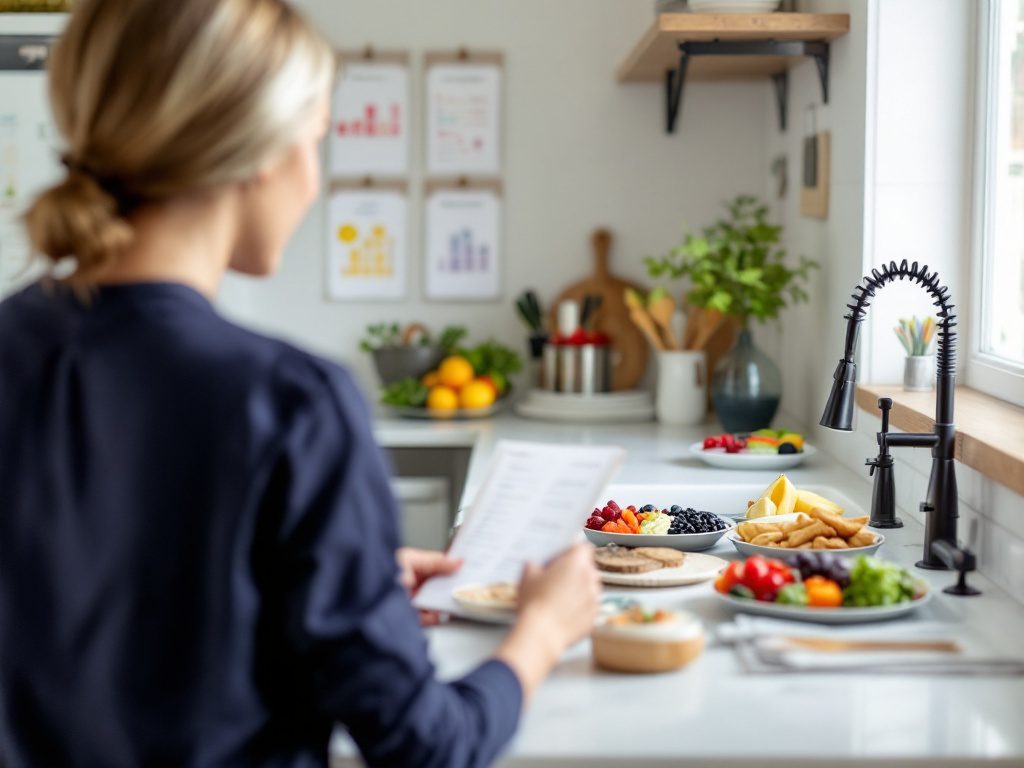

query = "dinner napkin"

[718,615,1024,675]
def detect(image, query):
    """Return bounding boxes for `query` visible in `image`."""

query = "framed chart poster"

[424,185,501,301]
[425,53,503,176]
[330,53,410,177]
[325,187,408,301]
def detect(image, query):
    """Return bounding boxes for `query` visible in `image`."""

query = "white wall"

[767,0,1024,604]
[217,0,768,396]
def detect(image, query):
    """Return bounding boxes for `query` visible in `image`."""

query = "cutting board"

[550,229,649,391]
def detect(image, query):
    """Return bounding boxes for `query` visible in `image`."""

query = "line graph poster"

[426,64,501,175]
[330,62,409,176]
[325,189,407,300]
[424,189,501,300]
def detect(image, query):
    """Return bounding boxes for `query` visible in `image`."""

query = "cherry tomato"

[715,560,745,594]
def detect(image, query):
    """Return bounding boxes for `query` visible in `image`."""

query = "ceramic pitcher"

[656,350,706,426]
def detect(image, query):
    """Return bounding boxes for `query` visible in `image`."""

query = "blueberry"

[641,504,655,512]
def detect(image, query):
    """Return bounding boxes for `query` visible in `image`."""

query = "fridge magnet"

[424,183,502,301]
[330,52,410,177]
[425,51,503,176]
[325,186,408,301]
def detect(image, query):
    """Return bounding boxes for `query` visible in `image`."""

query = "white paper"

[330,63,410,176]
[325,189,407,300]
[424,189,501,300]
[426,64,501,175]
[0,68,61,297]
[413,440,624,617]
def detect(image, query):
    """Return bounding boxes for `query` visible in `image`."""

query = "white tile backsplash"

[824,410,1024,605]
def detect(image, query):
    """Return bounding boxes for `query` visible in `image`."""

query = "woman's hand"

[516,542,601,649]
[396,547,462,594]
[495,543,601,705]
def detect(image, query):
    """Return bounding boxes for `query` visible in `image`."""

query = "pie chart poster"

[424,190,501,301]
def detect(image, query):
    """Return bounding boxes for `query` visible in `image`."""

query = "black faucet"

[819,260,958,571]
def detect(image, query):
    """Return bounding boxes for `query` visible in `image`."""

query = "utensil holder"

[903,354,933,392]
[541,342,611,394]
[656,350,706,426]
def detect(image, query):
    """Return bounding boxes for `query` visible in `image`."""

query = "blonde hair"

[24,0,335,284]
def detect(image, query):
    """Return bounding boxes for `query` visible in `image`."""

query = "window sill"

[856,385,1024,496]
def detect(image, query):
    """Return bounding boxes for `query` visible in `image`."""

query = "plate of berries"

[583,501,735,552]
[690,430,815,470]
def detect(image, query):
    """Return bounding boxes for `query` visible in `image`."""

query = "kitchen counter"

[332,414,1024,767]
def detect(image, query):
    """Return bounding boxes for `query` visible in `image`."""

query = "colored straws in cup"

[894,316,935,357]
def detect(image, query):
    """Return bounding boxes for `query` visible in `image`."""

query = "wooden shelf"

[618,13,850,83]
[856,385,1024,497]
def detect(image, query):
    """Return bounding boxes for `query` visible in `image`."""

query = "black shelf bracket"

[664,39,830,134]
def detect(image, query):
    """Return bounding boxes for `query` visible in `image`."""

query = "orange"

[437,356,475,389]
[421,371,441,388]
[426,385,459,413]
[459,380,497,410]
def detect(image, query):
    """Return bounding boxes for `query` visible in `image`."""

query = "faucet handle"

[930,537,981,597]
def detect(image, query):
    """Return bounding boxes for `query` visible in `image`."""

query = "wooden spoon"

[647,291,680,350]
[689,308,727,351]
[682,305,702,349]
[629,307,666,351]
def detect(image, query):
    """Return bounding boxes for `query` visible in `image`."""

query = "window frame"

[969,0,1024,407]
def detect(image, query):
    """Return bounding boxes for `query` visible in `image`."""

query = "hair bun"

[24,170,134,282]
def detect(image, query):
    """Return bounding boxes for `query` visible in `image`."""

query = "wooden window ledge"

[856,385,1024,496]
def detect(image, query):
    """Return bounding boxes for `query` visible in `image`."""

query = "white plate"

[726,530,885,559]
[583,516,735,551]
[523,389,653,411]
[452,584,517,624]
[689,441,816,470]
[598,552,728,587]
[516,401,655,423]
[715,589,931,625]
[386,400,506,420]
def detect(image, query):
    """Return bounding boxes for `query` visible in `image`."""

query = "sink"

[596,483,867,519]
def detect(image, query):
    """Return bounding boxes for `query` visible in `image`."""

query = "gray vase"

[710,329,782,433]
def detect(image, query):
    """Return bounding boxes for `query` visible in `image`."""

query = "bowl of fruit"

[714,552,930,624]
[583,500,734,552]
[690,429,815,470]
[376,328,522,420]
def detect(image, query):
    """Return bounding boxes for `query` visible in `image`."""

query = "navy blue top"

[0,281,521,768]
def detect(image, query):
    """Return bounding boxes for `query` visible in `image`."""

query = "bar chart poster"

[330,63,409,176]
[425,190,501,300]
[325,190,407,300]
[426,64,501,175]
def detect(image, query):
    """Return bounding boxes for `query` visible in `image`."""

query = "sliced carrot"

[616,520,632,534]
[621,509,638,530]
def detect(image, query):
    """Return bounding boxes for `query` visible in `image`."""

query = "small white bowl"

[726,530,885,559]
[583,516,735,552]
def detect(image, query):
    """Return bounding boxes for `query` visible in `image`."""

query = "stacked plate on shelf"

[514,389,655,424]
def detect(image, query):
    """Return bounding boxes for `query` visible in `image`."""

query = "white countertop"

[355,414,1024,766]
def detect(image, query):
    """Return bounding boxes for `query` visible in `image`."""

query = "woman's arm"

[262,355,597,767]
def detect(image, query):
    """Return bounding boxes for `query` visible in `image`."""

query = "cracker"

[633,547,685,568]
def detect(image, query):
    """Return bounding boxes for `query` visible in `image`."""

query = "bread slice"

[632,547,685,568]
[594,546,662,574]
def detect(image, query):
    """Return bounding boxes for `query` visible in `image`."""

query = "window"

[971,0,1024,406]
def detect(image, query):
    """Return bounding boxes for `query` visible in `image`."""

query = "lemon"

[459,380,497,410]
[759,473,797,516]
[794,489,843,516]
[426,385,459,413]
[438,356,475,389]
[745,497,778,519]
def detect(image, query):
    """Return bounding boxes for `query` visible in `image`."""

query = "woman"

[0,1,600,766]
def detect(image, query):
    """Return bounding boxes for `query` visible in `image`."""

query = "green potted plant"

[646,195,817,431]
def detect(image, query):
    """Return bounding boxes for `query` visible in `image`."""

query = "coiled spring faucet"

[819,259,958,571]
